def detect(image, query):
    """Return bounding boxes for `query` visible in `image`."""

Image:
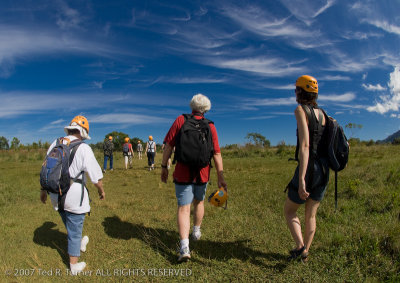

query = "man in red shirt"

[161,93,227,262]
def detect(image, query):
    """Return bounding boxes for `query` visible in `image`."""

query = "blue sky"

[1,0,400,146]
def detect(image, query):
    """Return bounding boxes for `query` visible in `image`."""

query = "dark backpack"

[173,114,214,169]
[40,138,84,209]
[320,109,349,172]
[123,143,130,154]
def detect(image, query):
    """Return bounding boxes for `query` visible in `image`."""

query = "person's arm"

[295,106,310,200]
[94,179,105,200]
[213,153,227,191]
[161,143,173,183]
[145,142,148,152]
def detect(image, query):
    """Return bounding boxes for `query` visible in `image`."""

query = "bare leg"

[70,256,78,264]
[304,199,320,253]
[284,198,304,249]
[192,199,204,227]
[177,204,191,240]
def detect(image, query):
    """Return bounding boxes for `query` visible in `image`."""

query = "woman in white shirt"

[40,116,105,275]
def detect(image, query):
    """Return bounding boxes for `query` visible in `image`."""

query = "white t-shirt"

[48,135,103,214]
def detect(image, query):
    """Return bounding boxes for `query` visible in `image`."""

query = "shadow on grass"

[33,221,69,267]
[103,215,288,270]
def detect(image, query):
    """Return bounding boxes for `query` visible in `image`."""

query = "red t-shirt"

[164,113,221,184]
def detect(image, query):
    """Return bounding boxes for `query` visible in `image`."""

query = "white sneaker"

[191,230,201,241]
[70,262,86,275]
[178,247,191,262]
[80,236,89,252]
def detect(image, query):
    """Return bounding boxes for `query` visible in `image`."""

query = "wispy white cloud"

[362,83,386,91]
[320,75,351,81]
[244,97,297,107]
[366,20,400,36]
[244,115,275,120]
[50,119,66,125]
[322,48,378,73]
[153,76,228,84]
[205,56,306,77]
[90,113,168,124]
[220,4,310,38]
[55,0,84,30]
[341,31,383,40]
[0,25,131,77]
[92,81,104,89]
[319,92,356,102]
[0,91,172,118]
[280,0,336,25]
[367,67,400,114]
[390,114,400,119]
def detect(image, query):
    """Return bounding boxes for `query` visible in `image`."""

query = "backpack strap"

[69,141,86,206]
[300,105,318,192]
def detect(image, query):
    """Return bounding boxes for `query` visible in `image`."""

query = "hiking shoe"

[110,168,113,171]
[191,230,201,241]
[102,169,106,173]
[178,247,191,262]
[70,262,86,275]
[80,236,89,252]
[288,246,305,261]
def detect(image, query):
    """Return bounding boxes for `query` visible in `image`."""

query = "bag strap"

[301,105,317,192]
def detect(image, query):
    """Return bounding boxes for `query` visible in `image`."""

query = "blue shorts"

[175,183,208,206]
[287,158,330,204]
[59,210,85,257]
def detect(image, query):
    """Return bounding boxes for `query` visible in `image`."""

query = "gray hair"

[190,93,211,113]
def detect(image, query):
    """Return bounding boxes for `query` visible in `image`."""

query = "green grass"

[0,145,399,282]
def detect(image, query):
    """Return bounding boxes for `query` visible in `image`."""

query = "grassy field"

[0,145,400,282]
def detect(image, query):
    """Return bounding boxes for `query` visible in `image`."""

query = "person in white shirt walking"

[137,140,143,160]
[40,115,105,275]
[145,136,156,170]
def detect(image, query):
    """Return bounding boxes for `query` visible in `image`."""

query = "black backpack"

[123,143,130,154]
[40,138,84,210]
[320,109,349,172]
[173,114,214,169]
[298,105,349,210]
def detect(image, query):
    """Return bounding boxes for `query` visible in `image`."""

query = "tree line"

[0,131,162,151]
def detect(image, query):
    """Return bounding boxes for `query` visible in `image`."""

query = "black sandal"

[288,246,305,261]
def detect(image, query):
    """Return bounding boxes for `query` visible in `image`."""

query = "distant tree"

[104,131,130,151]
[345,123,363,138]
[90,142,104,151]
[245,132,270,147]
[392,137,400,145]
[348,138,360,147]
[32,142,39,149]
[0,136,9,150]
[10,137,20,150]
[130,137,144,151]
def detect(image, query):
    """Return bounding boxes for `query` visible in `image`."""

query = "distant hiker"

[146,136,156,171]
[137,140,143,160]
[103,136,114,172]
[161,93,227,262]
[122,137,134,169]
[40,115,105,275]
[284,75,330,262]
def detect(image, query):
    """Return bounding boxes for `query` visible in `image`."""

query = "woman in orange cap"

[284,75,330,262]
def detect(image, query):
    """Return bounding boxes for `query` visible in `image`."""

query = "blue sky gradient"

[1,0,399,146]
